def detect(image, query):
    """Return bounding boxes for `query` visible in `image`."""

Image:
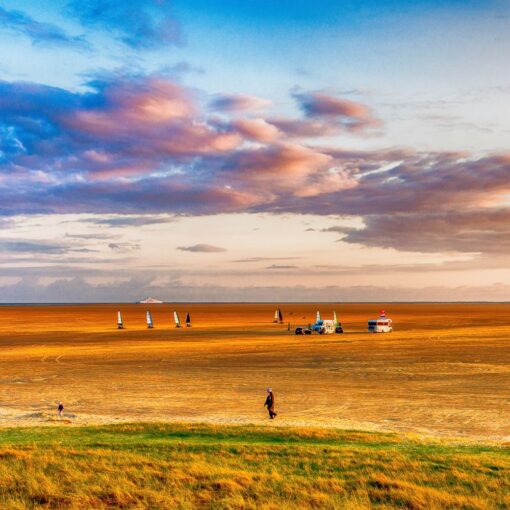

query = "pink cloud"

[223,143,331,181]
[64,78,196,136]
[231,118,280,142]
[293,91,381,132]
[295,169,358,197]
[296,91,372,118]
[209,93,271,112]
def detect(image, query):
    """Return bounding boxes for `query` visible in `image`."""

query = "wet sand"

[0,303,509,441]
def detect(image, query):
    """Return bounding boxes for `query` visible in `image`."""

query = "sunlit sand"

[0,303,509,441]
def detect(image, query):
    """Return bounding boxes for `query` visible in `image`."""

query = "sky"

[0,0,509,302]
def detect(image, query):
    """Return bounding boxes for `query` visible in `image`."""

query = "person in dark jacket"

[57,401,64,418]
[264,388,277,419]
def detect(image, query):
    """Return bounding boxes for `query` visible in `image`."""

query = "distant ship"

[138,297,164,304]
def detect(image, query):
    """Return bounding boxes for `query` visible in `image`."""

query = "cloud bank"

[1,276,508,303]
[0,72,508,258]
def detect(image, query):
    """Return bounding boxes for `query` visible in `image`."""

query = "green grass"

[0,423,508,509]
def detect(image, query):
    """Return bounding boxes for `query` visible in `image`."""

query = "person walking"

[57,401,64,418]
[264,388,277,419]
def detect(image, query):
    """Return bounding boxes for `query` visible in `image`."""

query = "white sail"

[274,309,279,322]
[316,310,321,322]
[333,311,337,325]
[174,311,181,327]
[117,311,123,328]
[146,310,153,328]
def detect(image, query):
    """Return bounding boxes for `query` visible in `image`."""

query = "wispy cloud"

[65,0,181,49]
[232,257,302,263]
[265,264,298,269]
[108,242,141,253]
[0,240,68,254]
[0,6,89,49]
[177,244,226,253]
[65,232,116,240]
[84,215,174,227]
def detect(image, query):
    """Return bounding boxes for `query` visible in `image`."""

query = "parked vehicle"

[312,310,343,334]
[368,310,393,333]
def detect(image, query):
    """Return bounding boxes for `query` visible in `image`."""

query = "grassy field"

[0,422,508,509]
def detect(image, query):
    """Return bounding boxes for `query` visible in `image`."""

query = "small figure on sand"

[264,388,277,419]
[57,401,64,418]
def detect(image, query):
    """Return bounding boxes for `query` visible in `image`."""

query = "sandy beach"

[0,303,509,441]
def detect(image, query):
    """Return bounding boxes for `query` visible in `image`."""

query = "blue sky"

[0,0,508,301]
